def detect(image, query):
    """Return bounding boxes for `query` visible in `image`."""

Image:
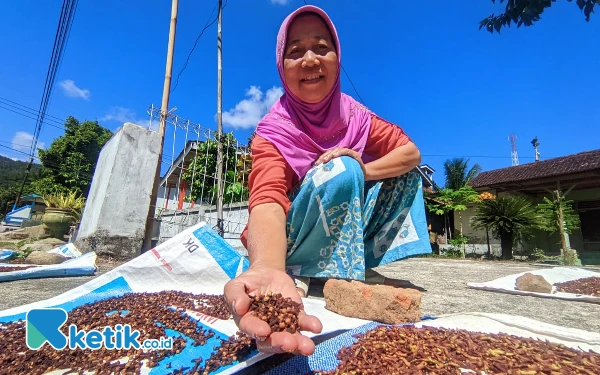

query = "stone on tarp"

[323,279,422,325]
[75,123,161,259]
[24,251,68,265]
[515,273,553,294]
[25,238,67,253]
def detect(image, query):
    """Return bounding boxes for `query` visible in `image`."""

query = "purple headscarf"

[255,5,374,180]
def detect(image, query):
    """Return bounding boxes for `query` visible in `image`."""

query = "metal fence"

[146,105,251,247]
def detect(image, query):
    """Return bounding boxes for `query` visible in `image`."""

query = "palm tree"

[471,196,541,260]
[443,158,482,190]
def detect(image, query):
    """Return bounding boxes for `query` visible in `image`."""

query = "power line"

[171,0,227,93]
[0,140,35,150]
[31,0,78,158]
[0,144,32,157]
[0,96,67,124]
[341,65,366,105]
[0,98,67,130]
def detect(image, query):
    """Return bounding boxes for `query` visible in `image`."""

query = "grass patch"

[0,242,20,250]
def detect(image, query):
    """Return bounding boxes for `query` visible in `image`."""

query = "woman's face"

[283,14,338,104]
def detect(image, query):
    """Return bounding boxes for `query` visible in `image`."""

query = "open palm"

[224,267,323,355]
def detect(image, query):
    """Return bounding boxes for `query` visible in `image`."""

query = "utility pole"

[13,159,32,211]
[215,0,224,236]
[143,0,179,251]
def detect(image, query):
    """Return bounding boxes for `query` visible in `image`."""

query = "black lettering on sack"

[183,237,199,253]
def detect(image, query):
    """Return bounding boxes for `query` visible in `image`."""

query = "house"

[156,141,201,212]
[460,149,600,265]
[3,193,46,227]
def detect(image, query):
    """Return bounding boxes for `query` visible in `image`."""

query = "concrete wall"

[76,122,161,259]
[157,184,196,212]
[440,243,503,258]
[453,205,500,244]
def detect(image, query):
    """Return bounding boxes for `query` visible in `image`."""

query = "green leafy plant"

[426,186,480,236]
[538,193,580,235]
[181,133,250,205]
[562,248,580,266]
[43,191,86,219]
[441,248,463,258]
[471,196,541,260]
[443,158,482,190]
[35,116,112,197]
[537,189,581,256]
[15,247,34,259]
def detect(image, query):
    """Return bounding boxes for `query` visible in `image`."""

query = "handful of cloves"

[248,292,301,334]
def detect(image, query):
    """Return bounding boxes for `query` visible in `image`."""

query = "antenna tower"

[509,133,519,166]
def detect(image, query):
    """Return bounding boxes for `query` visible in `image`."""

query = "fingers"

[256,332,316,356]
[224,279,251,318]
[315,147,350,166]
[298,311,323,334]
[238,314,271,341]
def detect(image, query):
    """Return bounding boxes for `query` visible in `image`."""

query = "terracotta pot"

[42,208,77,239]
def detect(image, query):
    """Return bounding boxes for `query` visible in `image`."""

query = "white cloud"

[270,0,290,4]
[101,106,154,130]
[58,80,91,100]
[223,86,283,129]
[12,131,45,153]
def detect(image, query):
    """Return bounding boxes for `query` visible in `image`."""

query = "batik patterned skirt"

[285,156,432,280]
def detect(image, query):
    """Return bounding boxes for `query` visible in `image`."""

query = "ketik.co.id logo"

[26,308,172,350]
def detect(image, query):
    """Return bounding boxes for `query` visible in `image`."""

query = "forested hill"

[0,156,41,189]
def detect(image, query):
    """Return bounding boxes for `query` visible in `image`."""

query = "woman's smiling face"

[283,13,338,104]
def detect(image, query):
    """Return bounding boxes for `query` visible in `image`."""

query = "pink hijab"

[255,5,374,180]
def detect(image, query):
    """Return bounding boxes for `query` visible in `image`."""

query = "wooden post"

[486,227,491,258]
[215,0,224,236]
[555,189,568,257]
[143,0,179,251]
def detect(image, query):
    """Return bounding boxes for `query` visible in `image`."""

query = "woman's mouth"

[301,74,324,83]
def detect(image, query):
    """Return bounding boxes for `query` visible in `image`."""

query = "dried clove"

[555,276,600,297]
[0,290,233,375]
[0,265,38,272]
[314,325,600,375]
[195,332,256,375]
[248,292,301,334]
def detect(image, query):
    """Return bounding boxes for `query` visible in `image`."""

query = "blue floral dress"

[285,156,432,280]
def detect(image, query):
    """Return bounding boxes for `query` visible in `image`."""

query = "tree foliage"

[0,156,42,190]
[426,186,481,237]
[481,0,598,33]
[471,196,541,259]
[0,156,42,219]
[0,186,19,219]
[538,192,580,235]
[34,117,112,197]
[181,132,250,205]
[443,158,482,190]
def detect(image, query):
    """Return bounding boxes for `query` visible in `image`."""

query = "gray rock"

[515,273,553,293]
[24,251,68,265]
[22,238,66,253]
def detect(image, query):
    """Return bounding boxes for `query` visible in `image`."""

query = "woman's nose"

[301,50,320,68]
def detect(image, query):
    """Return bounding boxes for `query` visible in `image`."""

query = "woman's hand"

[223,266,323,356]
[313,147,367,176]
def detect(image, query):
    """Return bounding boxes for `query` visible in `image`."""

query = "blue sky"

[1,0,598,185]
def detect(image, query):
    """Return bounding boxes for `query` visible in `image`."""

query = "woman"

[224,5,431,355]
